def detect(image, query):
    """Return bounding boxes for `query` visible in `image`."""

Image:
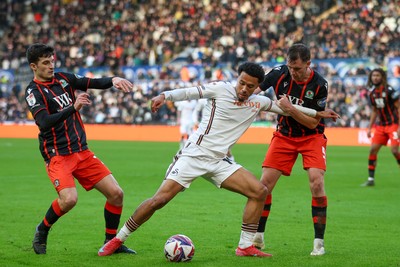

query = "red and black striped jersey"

[368,85,399,126]
[259,65,328,137]
[25,72,113,161]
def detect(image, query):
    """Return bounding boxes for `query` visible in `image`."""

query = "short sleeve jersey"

[368,85,400,126]
[259,65,328,137]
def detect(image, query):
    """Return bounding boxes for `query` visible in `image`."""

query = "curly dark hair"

[237,62,265,83]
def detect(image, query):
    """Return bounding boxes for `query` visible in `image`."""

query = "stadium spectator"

[0,0,398,127]
[253,43,330,256]
[97,62,340,257]
[25,43,136,255]
[361,68,400,186]
[1,0,397,72]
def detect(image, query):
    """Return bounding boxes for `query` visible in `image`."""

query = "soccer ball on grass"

[164,234,195,262]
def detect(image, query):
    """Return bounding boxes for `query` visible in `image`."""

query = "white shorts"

[165,143,242,188]
[180,121,194,135]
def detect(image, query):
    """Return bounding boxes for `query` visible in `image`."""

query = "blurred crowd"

[0,0,399,128]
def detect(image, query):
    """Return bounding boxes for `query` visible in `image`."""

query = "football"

[164,234,195,262]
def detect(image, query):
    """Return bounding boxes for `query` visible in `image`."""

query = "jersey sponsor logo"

[53,92,73,110]
[374,98,385,108]
[59,79,68,88]
[305,90,314,99]
[283,94,304,106]
[233,100,261,109]
[26,93,36,106]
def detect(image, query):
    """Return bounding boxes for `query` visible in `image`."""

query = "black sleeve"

[87,77,113,89]
[259,66,284,91]
[60,72,113,91]
[34,106,76,131]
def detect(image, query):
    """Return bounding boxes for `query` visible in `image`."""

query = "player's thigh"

[387,124,399,146]
[94,174,122,199]
[74,150,112,191]
[372,127,389,145]
[263,136,298,176]
[165,155,208,188]
[221,167,266,199]
[46,155,76,192]
[301,135,327,170]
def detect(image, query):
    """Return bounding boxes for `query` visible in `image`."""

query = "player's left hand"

[112,77,133,93]
[316,109,340,122]
[277,95,294,113]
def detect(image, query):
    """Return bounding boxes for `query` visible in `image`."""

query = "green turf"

[0,138,399,267]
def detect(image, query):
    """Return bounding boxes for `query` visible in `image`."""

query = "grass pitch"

[0,138,399,267]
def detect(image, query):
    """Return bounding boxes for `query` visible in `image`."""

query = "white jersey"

[163,81,274,158]
[176,100,198,134]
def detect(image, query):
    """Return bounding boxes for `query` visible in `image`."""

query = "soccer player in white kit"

[98,62,339,257]
[176,100,198,149]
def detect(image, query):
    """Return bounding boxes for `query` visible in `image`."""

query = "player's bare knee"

[253,184,268,202]
[310,180,325,195]
[60,196,78,211]
[110,188,124,203]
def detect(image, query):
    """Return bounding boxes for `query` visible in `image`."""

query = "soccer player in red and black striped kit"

[253,43,332,256]
[362,68,400,186]
[25,43,136,255]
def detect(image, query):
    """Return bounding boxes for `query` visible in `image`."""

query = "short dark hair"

[237,62,265,83]
[367,68,387,88]
[26,43,54,64]
[287,43,310,63]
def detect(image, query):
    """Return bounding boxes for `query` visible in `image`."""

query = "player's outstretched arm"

[111,77,133,93]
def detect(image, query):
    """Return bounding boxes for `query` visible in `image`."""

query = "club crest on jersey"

[59,79,68,88]
[26,93,36,106]
[305,90,314,99]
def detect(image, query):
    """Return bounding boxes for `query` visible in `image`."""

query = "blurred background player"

[362,68,400,186]
[176,99,198,149]
[253,43,331,256]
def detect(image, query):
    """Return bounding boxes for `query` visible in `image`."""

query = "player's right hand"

[151,94,166,112]
[74,93,92,111]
